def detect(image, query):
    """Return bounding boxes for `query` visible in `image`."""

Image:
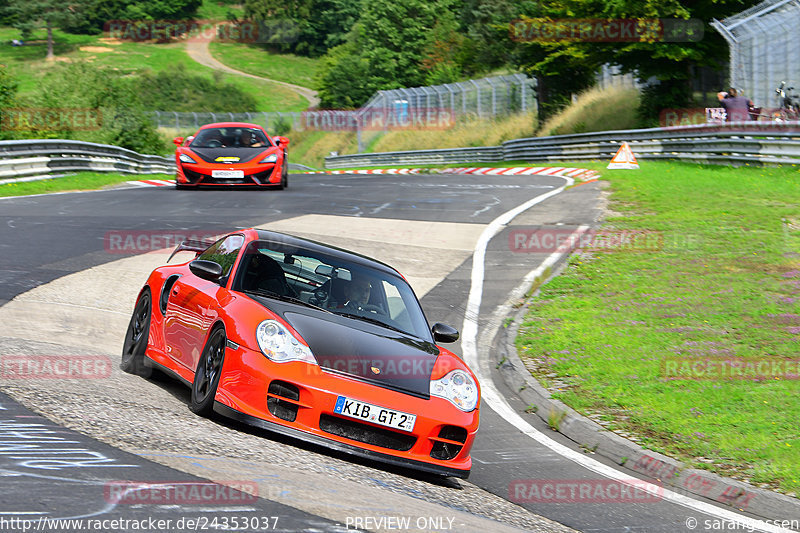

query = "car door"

[164,234,244,372]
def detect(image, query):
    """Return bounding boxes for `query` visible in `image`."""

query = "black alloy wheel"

[190,326,227,416]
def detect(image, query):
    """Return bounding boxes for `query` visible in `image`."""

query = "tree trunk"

[46,22,54,61]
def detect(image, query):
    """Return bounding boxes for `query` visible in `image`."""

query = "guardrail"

[325,122,800,168]
[0,139,175,181]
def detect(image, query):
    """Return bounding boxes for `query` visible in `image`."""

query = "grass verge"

[0,173,170,197]
[208,42,319,88]
[538,86,640,137]
[516,161,800,494]
[282,112,537,168]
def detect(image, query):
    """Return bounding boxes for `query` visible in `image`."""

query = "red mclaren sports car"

[122,229,480,478]
[173,123,290,189]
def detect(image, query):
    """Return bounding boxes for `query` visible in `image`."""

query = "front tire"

[121,289,152,376]
[190,326,226,416]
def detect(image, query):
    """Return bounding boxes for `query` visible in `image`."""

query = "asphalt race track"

[0,173,792,533]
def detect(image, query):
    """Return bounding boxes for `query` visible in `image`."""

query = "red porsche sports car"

[122,228,480,478]
[173,123,290,189]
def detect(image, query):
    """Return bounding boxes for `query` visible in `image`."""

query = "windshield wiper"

[244,289,331,313]
[337,312,407,334]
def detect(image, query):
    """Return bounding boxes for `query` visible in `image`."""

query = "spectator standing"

[718,88,752,122]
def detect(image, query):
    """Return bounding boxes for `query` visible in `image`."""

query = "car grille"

[319,414,417,452]
[430,425,467,461]
[267,380,300,422]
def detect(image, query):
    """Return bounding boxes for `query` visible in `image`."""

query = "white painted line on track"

[460,176,794,533]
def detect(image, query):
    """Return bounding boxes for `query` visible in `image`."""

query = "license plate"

[333,396,416,432]
[212,169,244,178]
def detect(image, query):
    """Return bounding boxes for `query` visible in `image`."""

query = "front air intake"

[267,380,300,422]
[430,425,467,460]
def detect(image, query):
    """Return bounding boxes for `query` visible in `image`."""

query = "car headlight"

[430,370,478,412]
[259,154,278,164]
[179,153,197,164]
[256,320,316,364]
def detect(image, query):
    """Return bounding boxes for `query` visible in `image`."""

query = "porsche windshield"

[190,127,272,149]
[233,240,432,341]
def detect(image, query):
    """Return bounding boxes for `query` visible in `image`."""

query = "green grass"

[0,172,170,197]
[208,42,319,88]
[516,161,800,493]
[538,86,640,137]
[196,0,245,20]
[0,27,308,111]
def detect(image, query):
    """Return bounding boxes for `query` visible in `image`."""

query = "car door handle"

[172,286,180,295]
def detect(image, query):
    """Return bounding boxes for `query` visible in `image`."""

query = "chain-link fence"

[358,74,536,119]
[148,74,537,132]
[712,0,800,110]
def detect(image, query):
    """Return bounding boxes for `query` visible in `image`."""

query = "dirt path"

[185,38,320,109]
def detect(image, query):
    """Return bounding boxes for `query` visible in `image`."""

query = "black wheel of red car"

[121,288,152,376]
[190,326,226,416]
[282,157,288,189]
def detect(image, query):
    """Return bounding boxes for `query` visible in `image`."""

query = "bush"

[21,62,165,154]
[272,115,291,136]
[137,64,259,112]
[0,66,19,141]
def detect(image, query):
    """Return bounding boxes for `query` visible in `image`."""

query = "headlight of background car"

[179,153,197,164]
[256,320,316,364]
[259,154,278,164]
[430,370,478,412]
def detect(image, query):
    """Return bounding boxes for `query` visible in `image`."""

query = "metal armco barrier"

[325,123,800,168]
[0,139,175,181]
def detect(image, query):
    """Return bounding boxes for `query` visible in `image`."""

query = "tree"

[458,0,519,76]
[420,11,464,85]
[511,0,752,124]
[243,0,358,57]
[315,0,460,108]
[6,0,91,60]
[59,0,204,35]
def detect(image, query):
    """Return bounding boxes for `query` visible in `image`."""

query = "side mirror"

[173,137,184,146]
[189,260,223,282]
[275,136,290,147]
[432,323,459,343]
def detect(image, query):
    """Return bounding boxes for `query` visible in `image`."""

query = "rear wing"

[167,238,215,263]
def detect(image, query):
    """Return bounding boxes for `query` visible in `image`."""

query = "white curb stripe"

[460,175,792,533]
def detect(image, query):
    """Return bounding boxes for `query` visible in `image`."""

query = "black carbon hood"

[285,311,438,398]
[188,147,270,164]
